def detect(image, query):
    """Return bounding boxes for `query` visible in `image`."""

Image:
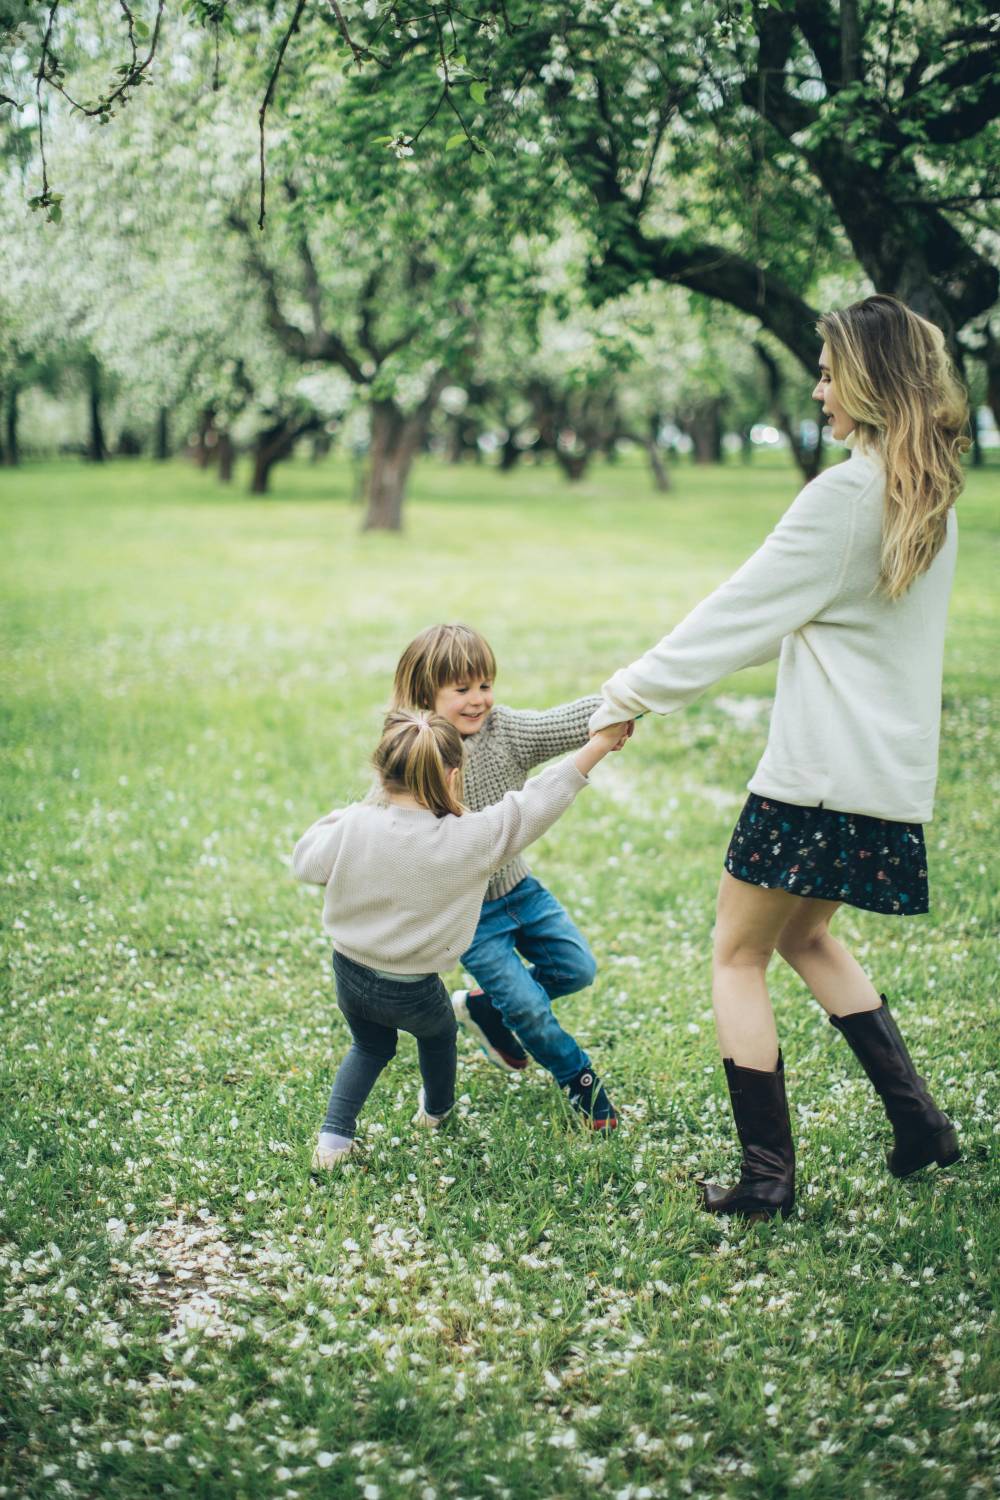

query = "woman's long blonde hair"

[372,710,465,818]
[817,295,969,599]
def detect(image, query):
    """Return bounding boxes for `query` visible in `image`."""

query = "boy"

[392,623,622,1128]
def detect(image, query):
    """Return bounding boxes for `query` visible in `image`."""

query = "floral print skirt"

[725,794,929,915]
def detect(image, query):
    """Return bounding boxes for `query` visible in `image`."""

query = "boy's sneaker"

[413,1087,453,1130]
[564,1068,618,1131]
[452,988,529,1072]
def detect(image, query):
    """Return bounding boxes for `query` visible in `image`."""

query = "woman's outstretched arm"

[590,460,876,731]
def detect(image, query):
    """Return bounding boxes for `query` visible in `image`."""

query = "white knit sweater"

[292,758,589,974]
[590,443,957,823]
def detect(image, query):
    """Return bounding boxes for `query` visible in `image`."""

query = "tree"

[7,2,996,475]
[9,3,995,400]
[231,206,462,527]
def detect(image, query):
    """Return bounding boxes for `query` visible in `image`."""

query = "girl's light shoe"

[412,1088,453,1129]
[310,1139,354,1170]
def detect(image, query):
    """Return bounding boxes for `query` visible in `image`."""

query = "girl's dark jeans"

[322,950,457,1139]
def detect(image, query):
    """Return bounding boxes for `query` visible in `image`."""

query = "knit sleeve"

[589,461,868,730]
[291,809,346,886]
[473,758,588,871]
[494,697,604,772]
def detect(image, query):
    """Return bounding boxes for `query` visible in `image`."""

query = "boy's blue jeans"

[322,951,457,1139]
[460,875,596,1086]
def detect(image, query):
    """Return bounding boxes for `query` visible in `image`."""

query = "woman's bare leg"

[712,873,804,1070]
[775,898,881,1018]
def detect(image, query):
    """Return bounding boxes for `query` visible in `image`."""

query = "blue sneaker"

[452,988,529,1072]
[565,1067,618,1130]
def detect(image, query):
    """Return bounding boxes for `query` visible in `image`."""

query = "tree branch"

[230,213,368,385]
[793,0,843,91]
[258,0,308,230]
[742,9,819,140]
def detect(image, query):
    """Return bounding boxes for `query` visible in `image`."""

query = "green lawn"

[2,452,998,1500]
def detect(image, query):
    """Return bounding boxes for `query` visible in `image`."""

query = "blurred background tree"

[2,0,996,524]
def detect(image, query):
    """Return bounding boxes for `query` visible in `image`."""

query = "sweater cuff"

[588,699,631,734]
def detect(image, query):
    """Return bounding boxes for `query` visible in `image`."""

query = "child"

[392,624,625,1129]
[293,709,629,1168]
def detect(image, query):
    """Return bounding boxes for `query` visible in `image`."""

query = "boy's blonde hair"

[392,623,497,712]
[372,710,465,818]
[817,295,969,600]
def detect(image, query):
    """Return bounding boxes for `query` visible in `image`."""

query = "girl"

[590,294,966,1218]
[392,624,621,1130]
[293,709,629,1168]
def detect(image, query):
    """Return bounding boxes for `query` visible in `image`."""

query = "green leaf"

[47,203,62,223]
[470,151,490,174]
[445,132,466,151]
[133,19,150,39]
[469,82,487,106]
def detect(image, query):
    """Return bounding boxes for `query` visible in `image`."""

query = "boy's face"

[434,678,495,736]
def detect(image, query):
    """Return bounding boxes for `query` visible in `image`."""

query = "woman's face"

[812,344,856,442]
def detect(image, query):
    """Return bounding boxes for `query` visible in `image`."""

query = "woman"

[590,295,966,1218]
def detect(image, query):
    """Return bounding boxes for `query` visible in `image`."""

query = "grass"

[1,451,998,1500]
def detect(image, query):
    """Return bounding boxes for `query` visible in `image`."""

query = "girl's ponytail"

[372,711,465,817]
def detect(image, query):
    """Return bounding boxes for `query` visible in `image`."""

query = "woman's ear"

[447,765,461,787]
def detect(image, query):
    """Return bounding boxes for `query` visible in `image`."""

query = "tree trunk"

[644,414,671,492]
[155,406,171,460]
[217,431,234,482]
[685,399,723,464]
[193,407,216,468]
[754,341,822,482]
[250,414,319,494]
[251,448,274,494]
[3,386,18,466]
[446,415,465,464]
[983,333,1000,431]
[499,431,522,471]
[554,448,590,482]
[969,408,983,469]
[645,441,671,493]
[250,430,292,494]
[310,430,332,464]
[86,357,107,463]
[362,399,425,531]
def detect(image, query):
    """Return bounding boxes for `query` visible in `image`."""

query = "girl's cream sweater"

[292,758,588,974]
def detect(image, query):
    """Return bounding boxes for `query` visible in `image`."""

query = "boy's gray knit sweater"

[464,697,602,900]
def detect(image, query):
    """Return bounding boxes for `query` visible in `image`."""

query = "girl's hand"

[574,722,633,776]
[611,720,635,751]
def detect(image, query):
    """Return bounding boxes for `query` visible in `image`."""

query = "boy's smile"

[434,680,495,736]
